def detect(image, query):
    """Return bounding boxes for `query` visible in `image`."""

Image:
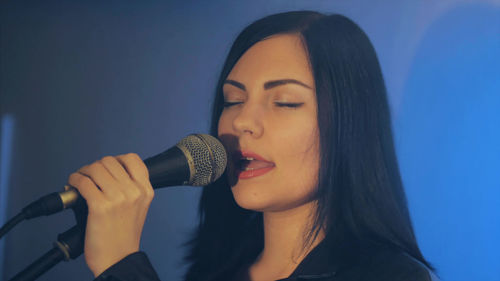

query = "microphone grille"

[176,134,227,186]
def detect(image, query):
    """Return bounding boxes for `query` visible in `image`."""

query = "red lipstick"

[235,150,275,179]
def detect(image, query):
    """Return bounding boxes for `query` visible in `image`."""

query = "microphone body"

[22,134,226,219]
[144,145,191,188]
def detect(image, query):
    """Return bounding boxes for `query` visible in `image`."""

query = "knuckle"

[134,160,148,176]
[129,189,142,201]
[77,174,92,187]
[141,163,149,178]
[77,164,89,174]
[146,187,155,200]
[89,162,104,173]
[146,192,154,203]
[131,153,146,168]
[68,172,79,184]
[121,153,134,162]
[124,153,148,178]
[99,156,116,166]
[100,155,115,164]
[113,193,126,204]
[127,153,140,161]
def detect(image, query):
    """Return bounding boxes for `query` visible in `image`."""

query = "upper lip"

[234,150,274,163]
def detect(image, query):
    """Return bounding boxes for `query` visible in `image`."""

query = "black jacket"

[94,240,439,281]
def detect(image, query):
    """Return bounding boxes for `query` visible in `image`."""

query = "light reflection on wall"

[0,115,15,278]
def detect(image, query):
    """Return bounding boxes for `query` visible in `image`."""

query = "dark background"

[1,1,499,280]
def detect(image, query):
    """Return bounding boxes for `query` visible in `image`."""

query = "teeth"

[243,167,255,171]
[242,157,255,161]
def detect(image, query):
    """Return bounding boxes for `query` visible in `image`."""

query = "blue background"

[1,1,499,280]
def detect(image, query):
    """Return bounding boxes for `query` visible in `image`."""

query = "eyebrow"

[223,79,313,91]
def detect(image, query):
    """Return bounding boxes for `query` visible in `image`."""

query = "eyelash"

[223,102,304,108]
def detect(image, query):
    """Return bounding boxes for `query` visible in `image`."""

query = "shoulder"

[365,249,437,281]
[360,248,439,281]
[334,248,438,281]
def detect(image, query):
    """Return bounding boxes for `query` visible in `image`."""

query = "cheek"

[274,114,318,157]
[283,138,319,184]
[275,123,320,193]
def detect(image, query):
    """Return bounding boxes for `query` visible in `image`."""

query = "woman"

[70,11,438,281]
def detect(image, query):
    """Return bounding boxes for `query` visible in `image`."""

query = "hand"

[68,153,154,277]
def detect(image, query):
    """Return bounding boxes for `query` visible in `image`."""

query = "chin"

[230,183,303,213]
[230,183,276,212]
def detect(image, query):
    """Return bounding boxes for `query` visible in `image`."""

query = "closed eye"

[223,102,304,108]
[223,101,243,107]
[275,102,304,108]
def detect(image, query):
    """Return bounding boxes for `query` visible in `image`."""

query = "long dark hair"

[183,11,433,281]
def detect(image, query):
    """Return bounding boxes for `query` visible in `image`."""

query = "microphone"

[22,134,227,220]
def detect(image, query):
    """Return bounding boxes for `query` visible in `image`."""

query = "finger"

[116,153,154,200]
[68,172,104,207]
[79,162,120,197]
[100,156,133,183]
[115,153,149,187]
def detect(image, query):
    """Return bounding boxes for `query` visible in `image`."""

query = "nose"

[232,102,264,138]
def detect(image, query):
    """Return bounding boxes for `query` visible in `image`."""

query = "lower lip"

[237,166,274,179]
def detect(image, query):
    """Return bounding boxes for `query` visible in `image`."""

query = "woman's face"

[218,34,319,212]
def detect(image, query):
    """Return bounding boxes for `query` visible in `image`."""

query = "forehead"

[226,34,314,87]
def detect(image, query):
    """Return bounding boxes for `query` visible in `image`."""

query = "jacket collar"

[275,238,340,281]
[234,237,361,281]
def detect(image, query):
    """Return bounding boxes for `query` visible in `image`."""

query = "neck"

[250,201,325,280]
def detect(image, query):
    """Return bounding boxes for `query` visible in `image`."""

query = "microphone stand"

[8,195,88,281]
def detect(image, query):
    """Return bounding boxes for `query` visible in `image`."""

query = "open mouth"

[238,156,275,171]
[230,151,276,180]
